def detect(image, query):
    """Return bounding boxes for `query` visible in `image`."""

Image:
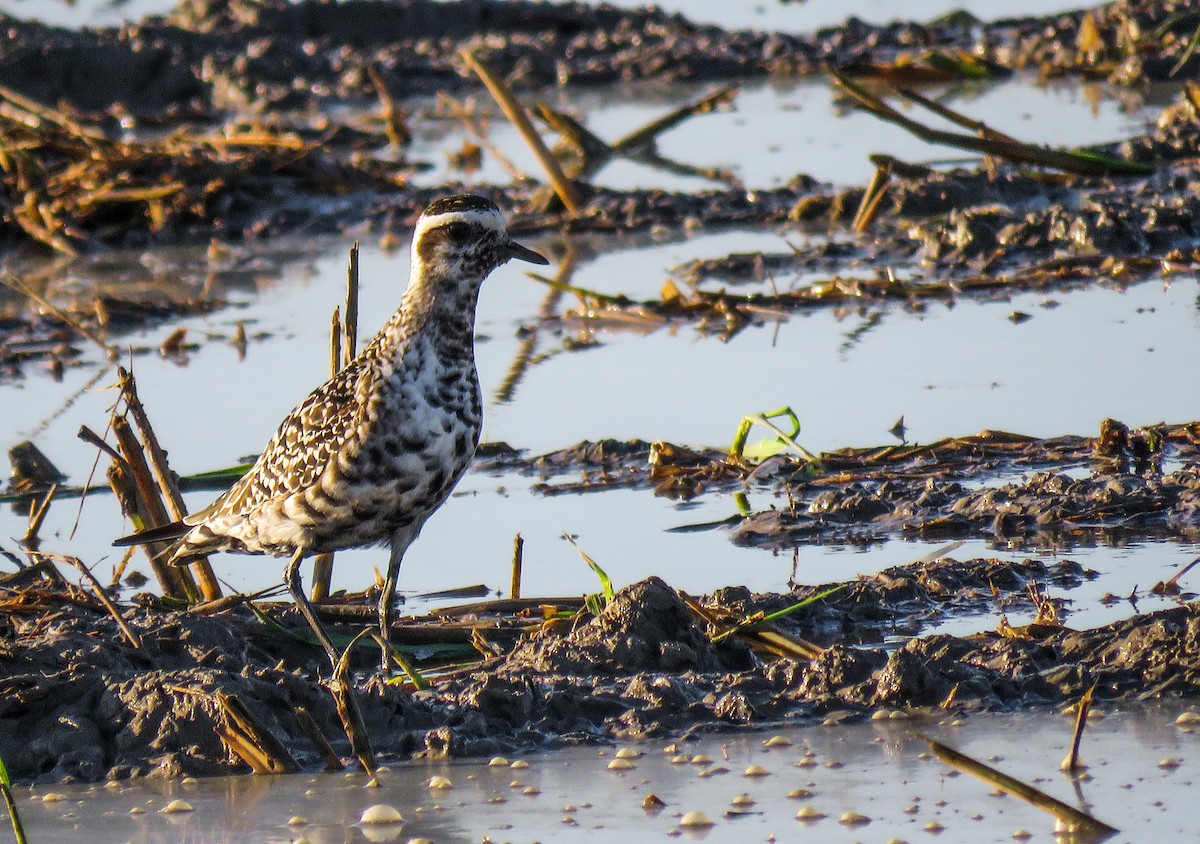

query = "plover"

[115,194,548,671]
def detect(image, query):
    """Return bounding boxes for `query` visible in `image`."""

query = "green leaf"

[584,593,607,616]
[729,406,818,464]
[565,533,614,604]
[712,585,844,642]
[0,755,9,788]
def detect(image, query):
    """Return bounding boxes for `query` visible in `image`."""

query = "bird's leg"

[284,547,342,675]
[377,539,407,674]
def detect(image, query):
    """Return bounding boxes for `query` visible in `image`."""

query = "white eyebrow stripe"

[416,207,506,236]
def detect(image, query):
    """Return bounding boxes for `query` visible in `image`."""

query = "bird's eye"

[446,222,472,242]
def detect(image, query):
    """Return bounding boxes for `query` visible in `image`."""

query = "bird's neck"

[388,262,483,356]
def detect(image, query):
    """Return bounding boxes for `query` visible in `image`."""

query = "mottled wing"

[197,358,377,521]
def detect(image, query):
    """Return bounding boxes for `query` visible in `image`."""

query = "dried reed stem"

[460,49,582,212]
[118,367,220,600]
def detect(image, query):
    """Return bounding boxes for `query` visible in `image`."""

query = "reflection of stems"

[494,331,537,405]
[496,246,577,404]
[535,86,741,186]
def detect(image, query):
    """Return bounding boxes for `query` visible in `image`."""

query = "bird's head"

[411,195,547,294]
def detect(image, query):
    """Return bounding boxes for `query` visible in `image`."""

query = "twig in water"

[510,533,524,599]
[109,415,197,599]
[0,754,28,844]
[1062,684,1097,774]
[830,69,1153,177]
[460,49,582,212]
[344,241,360,365]
[920,733,1117,838]
[852,160,892,232]
[295,706,345,771]
[21,483,56,552]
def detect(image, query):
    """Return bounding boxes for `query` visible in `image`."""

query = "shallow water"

[416,76,1149,190]
[4,218,1199,623]
[12,703,1199,842]
[0,5,1195,690]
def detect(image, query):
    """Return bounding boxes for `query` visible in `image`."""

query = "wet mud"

[2,0,1193,118]
[476,419,1200,550]
[3,0,1200,792]
[1,558,1194,786]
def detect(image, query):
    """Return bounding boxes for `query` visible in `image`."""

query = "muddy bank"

[472,419,1200,551]
[1,557,1195,785]
[1,0,1193,119]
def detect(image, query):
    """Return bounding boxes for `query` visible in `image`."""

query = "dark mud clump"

[478,420,1200,551]
[503,576,755,674]
[1,556,1194,784]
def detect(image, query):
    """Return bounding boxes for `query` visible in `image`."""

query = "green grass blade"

[729,406,819,463]
[0,756,27,844]
[564,533,614,603]
[712,585,844,642]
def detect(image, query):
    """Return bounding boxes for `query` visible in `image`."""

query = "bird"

[115,194,548,672]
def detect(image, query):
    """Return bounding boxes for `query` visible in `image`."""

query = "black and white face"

[412,195,547,287]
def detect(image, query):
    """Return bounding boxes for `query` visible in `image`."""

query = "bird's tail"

[112,521,190,548]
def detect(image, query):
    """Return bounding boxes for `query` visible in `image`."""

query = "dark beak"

[505,239,549,265]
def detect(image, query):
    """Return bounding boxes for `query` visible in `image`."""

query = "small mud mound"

[502,576,754,674]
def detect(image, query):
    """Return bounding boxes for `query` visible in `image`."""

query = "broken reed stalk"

[344,241,360,364]
[216,691,300,775]
[328,307,342,382]
[459,49,583,213]
[534,102,612,179]
[21,483,56,551]
[118,367,220,600]
[921,734,1118,837]
[1062,684,1097,773]
[510,533,524,599]
[0,777,26,844]
[313,244,360,602]
[86,422,181,595]
[55,553,143,650]
[110,415,198,600]
[852,161,892,232]
[330,635,378,784]
[612,84,739,152]
[295,706,345,771]
[895,86,1022,145]
[367,65,410,148]
[830,69,1153,177]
